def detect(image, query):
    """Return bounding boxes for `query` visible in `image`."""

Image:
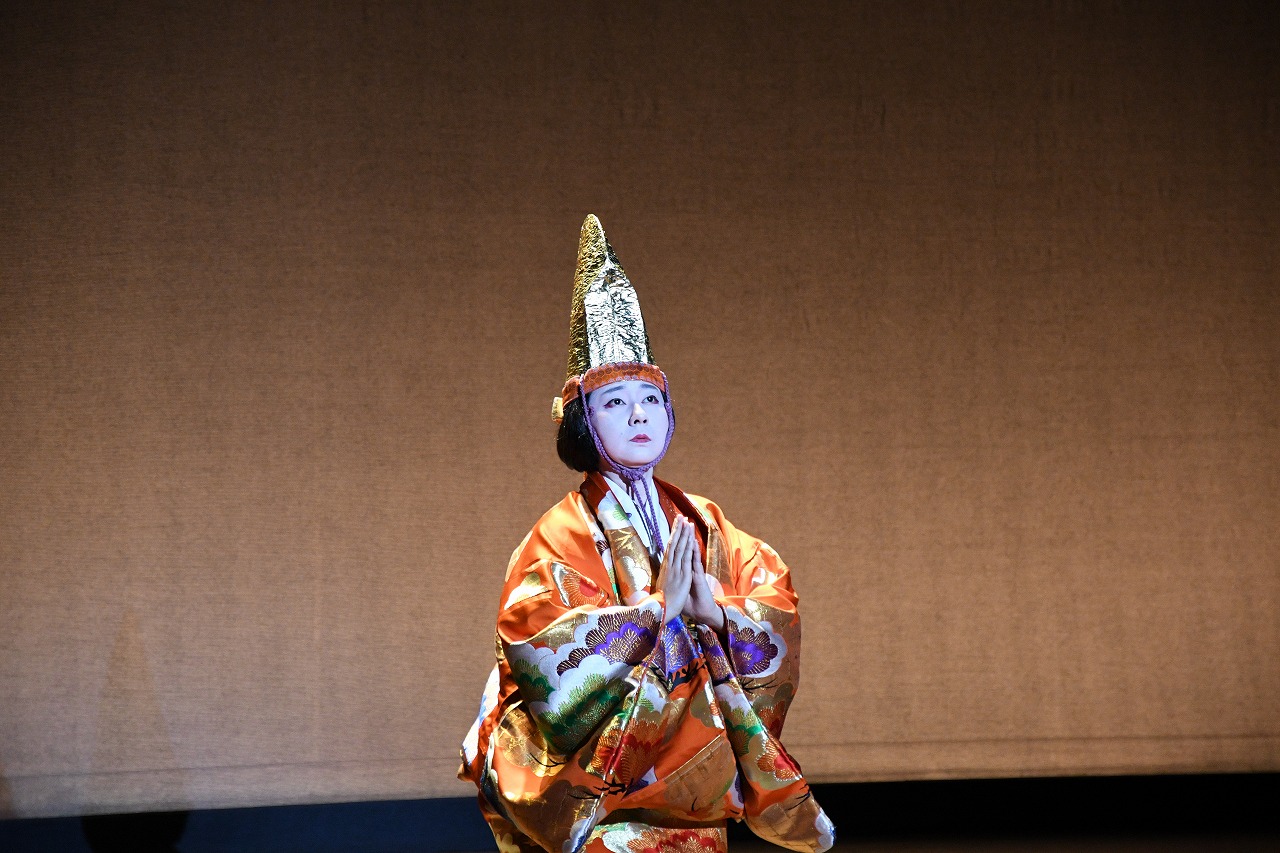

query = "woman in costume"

[460,216,834,853]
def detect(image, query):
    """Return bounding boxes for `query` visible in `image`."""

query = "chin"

[612,449,661,468]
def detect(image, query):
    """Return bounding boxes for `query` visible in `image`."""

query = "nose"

[629,402,648,425]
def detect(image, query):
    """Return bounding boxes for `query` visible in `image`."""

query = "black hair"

[556,394,601,472]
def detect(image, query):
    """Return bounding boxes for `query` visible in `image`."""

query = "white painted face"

[587,379,669,469]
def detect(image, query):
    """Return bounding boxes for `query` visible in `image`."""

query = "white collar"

[602,475,671,554]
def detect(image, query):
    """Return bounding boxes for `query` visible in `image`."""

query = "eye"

[644,394,660,404]
[603,397,624,408]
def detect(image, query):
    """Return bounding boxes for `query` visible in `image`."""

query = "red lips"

[630,434,651,443]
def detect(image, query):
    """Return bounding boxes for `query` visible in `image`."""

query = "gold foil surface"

[746,795,836,852]
[566,215,655,382]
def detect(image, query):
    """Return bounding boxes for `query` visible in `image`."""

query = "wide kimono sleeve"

[496,556,678,756]
[691,496,835,852]
[699,500,804,736]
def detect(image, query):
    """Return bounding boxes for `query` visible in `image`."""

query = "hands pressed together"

[657,516,726,631]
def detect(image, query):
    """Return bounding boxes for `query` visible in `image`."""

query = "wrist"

[708,602,726,632]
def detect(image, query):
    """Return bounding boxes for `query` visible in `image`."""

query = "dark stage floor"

[1,774,1276,852]
[739,834,1280,852]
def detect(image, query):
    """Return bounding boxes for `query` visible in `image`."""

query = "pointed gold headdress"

[552,215,667,422]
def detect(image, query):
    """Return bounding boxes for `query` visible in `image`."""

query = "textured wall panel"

[1,0,1277,818]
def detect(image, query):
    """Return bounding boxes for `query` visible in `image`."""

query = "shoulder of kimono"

[505,490,604,581]
[654,480,724,529]
[664,487,769,569]
[680,490,725,525]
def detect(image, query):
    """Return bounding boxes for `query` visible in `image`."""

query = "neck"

[602,469,655,493]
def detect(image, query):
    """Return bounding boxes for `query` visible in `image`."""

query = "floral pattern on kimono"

[460,474,834,853]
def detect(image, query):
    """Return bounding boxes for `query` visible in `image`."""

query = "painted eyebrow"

[595,383,626,398]
[594,381,661,400]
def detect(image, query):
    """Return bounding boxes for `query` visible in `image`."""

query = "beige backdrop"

[2,0,1277,820]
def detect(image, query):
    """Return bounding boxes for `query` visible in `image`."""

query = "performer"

[460,216,834,853]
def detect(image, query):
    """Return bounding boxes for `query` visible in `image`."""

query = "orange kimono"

[460,474,834,853]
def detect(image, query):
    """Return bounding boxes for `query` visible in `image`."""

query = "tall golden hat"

[553,215,666,422]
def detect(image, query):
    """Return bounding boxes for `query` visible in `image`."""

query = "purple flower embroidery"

[556,610,660,675]
[591,621,656,664]
[729,624,779,676]
[698,629,735,684]
[657,617,694,680]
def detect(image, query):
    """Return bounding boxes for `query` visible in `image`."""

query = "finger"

[686,568,702,601]
[675,535,691,581]
[698,573,714,605]
[669,519,686,564]
[675,514,696,555]
[670,537,691,584]
[682,525,700,579]
[663,539,684,591]
[679,526,695,574]
[666,519,685,562]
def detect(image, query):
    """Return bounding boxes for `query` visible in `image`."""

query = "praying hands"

[657,517,725,631]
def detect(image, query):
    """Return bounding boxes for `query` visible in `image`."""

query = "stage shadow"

[80,810,189,853]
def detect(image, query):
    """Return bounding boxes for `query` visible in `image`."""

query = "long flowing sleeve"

[496,558,672,755]
[692,499,803,734]
[687,495,835,852]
